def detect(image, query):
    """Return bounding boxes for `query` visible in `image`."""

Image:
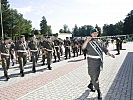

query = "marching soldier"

[64,37,71,59]
[116,38,121,55]
[40,37,47,65]
[28,35,39,73]
[53,34,60,62]
[58,38,63,56]
[81,38,87,59]
[41,37,53,70]
[10,40,15,66]
[72,38,79,57]
[82,28,115,99]
[78,37,84,55]
[0,37,12,81]
[15,35,28,77]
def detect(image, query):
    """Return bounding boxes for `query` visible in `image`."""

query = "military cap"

[20,35,25,38]
[4,36,11,40]
[90,28,98,34]
[30,34,36,38]
[55,33,58,37]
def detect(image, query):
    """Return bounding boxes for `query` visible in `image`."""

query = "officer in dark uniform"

[64,37,71,59]
[53,33,60,62]
[15,35,28,77]
[41,37,53,70]
[82,28,115,99]
[28,34,39,72]
[0,37,12,81]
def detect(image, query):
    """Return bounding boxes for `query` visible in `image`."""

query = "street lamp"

[0,0,4,39]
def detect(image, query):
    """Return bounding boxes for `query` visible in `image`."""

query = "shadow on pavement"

[68,58,85,62]
[75,89,98,100]
[104,52,133,100]
[0,66,48,81]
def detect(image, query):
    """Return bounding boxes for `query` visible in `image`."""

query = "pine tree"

[40,16,47,35]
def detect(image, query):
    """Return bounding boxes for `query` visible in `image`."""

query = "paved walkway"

[0,42,133,100]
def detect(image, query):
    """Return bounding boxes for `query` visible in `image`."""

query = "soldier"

[15,35,28,77]
[10,40,15,66]
[82,28,115,99]
[64,37,71,59]
[40,37,47,65]
[41,37,53,70]
[58,38,63,56]
[72,38,79,57]
[78,37,84,55]
[28,35,39,73]
[81,38,87,59]
[53,34,60,62]
[0,37,12,81]
[116,38,121,55]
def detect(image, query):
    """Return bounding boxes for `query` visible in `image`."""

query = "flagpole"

[0,0,4,39]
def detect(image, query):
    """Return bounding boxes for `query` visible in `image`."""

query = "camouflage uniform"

[15,35,28,77]
[41,37,53,70]
[28,35,39,72]
[64,38,71,59]
[0,37,11,81]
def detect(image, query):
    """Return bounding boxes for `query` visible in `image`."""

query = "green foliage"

[47,25,52,35]
[0,0,32,38]
[59,24,71,33]
[123,10,133,35]
[31,28,40,35]
[102,21,124,36]
[40,16,47,34]
[72,24,93,37]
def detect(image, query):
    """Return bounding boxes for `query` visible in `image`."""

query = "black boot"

[32,67,36,73]
[97,89,102,99]
[48,65,52,70]
[12,62,14,66]
[42,62,45,65]
[20,71,24,77]
[88,83,95,92]
[5,74,10,81]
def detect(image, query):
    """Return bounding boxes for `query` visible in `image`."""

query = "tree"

[31,28,40,35]
[73,24,79,36]
[59,24,71,33]
[123,10,133,35]
[63,24,68,33]
[0,0,10,37]
[102,24,116,36]
[72,25,93,37]
[115,21,124,35]
[40,16,47,34]
[47,25,52,35]
[0,0,32,38]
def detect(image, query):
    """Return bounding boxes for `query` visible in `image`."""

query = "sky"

[8,0,133,33]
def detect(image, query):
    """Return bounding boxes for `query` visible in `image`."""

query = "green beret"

[30,34,36,37]
[55,33,58,37]
[4,36,11,40]
[20,35,25,38]
[90,29,98,34]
